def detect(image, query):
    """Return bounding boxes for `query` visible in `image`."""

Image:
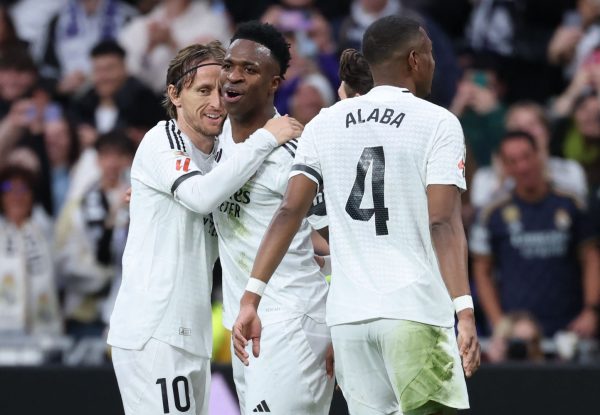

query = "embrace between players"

[108,16,480,415]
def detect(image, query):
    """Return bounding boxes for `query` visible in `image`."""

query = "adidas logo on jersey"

[252,400,271,412]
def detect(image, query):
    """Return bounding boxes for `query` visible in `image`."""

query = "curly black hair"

[231,21,291,79]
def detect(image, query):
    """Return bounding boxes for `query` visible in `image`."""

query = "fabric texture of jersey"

[108,119,278,357]
[213,117,328,330]
[469,188,594,335]
[291,86,467,328]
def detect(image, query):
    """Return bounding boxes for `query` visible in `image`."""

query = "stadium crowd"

[0,0,599,365]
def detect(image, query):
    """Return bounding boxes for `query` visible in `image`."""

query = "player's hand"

[232,302,262,366]
[325,343,334,379]
[263,115,304,145]
[456,309,480,378]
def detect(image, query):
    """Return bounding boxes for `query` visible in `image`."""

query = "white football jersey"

[291,86,467,328]
[108,120,279,357]
[213,118,329,330]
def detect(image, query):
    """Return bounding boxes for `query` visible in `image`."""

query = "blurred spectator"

[54,130,133,338]
[0,48,67,214]
[65,40,162,202]
[0,47,48,120]
[470,131,600,338]
[289,73,334,124]
[263,2,340,114]
[40,0,137,96]
[118,0,231,94]
[450,58,506,167]
[551,73,600,192]
[404,0,472,40]
[337,47,373,99]
[0,4,28,55]
[43,115,79,217]
[548,0,600,80]
[487,311,545,363]
[471,101,588,209]
[466,0,568,102]
[8,0,66,61]
[70,40,164,137]
[0,165,62,335]
[338,0,460,107]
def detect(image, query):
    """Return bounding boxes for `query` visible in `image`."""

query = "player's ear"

[270,75,281,95]
[408,49,418,72]
[167,84,181,108]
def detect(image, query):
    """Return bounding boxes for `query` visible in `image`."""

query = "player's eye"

[222,63,232,71]
[198,88,209,95]
[244,66,257,74]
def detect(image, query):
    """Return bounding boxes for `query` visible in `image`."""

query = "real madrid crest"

[554,208,571,230]
[502,204,522,233]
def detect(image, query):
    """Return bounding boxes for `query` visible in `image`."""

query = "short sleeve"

[469,209,492,256]
[571,201,597,247]
[307,189,328,230]
[137,122,204,195]
[426,113,467,192]
[289,122,322,187]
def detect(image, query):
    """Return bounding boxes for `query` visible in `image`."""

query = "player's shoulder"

[415,97,459,125]
[139,119,188,153]
[269,138,299,164]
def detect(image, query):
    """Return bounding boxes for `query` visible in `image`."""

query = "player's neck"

[229,106,276,144]
[372,71,418,96]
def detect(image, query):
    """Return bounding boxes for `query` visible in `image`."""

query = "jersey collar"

[367,85,413,100]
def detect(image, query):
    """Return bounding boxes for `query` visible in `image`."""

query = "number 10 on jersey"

[345,146,389,235]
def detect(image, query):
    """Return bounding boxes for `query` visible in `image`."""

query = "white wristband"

[453,295,474,313]
[246,277,267,297]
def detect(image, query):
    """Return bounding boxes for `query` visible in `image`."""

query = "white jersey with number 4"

[213,118,328,330]
[291,86,467,328]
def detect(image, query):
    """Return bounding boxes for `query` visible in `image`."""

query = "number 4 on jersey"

[345,146,389,235]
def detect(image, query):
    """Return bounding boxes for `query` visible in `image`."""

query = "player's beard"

[193,116,226,139]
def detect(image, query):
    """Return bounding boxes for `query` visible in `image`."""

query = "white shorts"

[232,315,334,414]
[112,338,211,415]
[331,319,469,415]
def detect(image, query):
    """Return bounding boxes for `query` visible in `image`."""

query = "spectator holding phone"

[450,58,507,168]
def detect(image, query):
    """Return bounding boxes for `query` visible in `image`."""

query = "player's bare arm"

[427,184,480,377]
[233,174,317,365]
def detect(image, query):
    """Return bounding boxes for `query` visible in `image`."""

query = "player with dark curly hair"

[338,48,374,99]
[216,21,333,414]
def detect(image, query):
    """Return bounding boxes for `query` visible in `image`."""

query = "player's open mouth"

[223,88,244,103]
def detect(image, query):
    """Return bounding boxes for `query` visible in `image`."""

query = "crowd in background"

[0,0,600,365]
